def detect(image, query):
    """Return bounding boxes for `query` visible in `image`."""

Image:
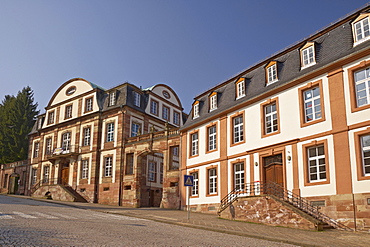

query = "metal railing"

[218,181,353,231]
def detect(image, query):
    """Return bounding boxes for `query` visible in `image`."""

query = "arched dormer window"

[265,61,278,86]
[209,92,218,112]
[352,13,370,46]
[300,42,316,69]
[193,101,200,119]
[235,78,246,99]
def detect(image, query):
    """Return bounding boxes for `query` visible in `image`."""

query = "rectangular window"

[106,122,114,142]
[31,168,37,185]
[133,91,141,107]
[47,111,55,125]
[234,162,245,191]
[354,17,370,43]
[81,160,89,179]
[45,138,52,155]
[148,161,156,182]
[85,97,93,112]
[237,80,245,99]
[354,67,370,107]
[131,122,141,137]
[150,100,159,115]
[43,166,50,183]
[65,105,72,119]
[191,172,199,196]
[173,111,180,125]
[302,46,315,67]
[104,157,113,177]
[191,132,199,157]
[193,103,199,118]
[361,134,370,176]
[208,168,217,195]
[170,146,179,170]
[307,145,327,182]
[33,142,40,158]
[126,153,134,175]
[160,164,163,184]
[210,93,217,111]
[208,125,217,151]
[83,127,91,146]
[62,132,71,151]
[264,102,278,135]
[109,92,116,106]
[267,64,277,84]
[162,105,170,121]
[303,87,322,122]
[233,115,244,144]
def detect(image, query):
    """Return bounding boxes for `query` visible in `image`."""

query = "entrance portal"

[263,154,283,187]
[61,162,69,185]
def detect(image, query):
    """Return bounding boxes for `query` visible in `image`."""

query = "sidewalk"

[7,195,370,247]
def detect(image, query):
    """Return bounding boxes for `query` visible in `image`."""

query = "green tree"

[0,86,39,163]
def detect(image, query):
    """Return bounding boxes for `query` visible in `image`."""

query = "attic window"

[209,92,217,111]
[300,42,316,69]
[108,91,116,106]
[266,61,278,85]
[66,86,76,96]
[352,13,370,46]
[193,101,200,119]
[235,78,246,99]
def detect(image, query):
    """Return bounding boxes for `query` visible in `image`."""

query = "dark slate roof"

[181,5,370,130]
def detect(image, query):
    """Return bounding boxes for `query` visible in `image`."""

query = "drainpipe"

[352,193,357,231]
[118,105,125,206]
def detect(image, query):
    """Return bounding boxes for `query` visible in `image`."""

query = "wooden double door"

[263,154,283,187]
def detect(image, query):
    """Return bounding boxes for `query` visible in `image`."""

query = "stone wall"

[32,185,75,202]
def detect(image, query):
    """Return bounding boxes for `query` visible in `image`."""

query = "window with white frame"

[191,172,199,196]
[33,142,40,158]
[81,159,89,179]
[173,111,180,126]
[208,125,217,151]
[193,103,199,118]
[106,122,114,142]
[104,157,113,177]
[233,115,244,144]
[31,168,37,185]
[307,145,327,182]
[148,161,156,182]
[209,93,217,111]
[62,132,71,151]
[191,132,198,156]
[267,63,278,84]
[301,45,315,68]
[83,127,91,146]
[43,166,50,183]
[45,138,52,155]
[47,110,54,125]
[108,92,116,106]
[133,91,141,107]
[150,100,159,115]
[208,168,217,194]
[131,122,141,137]
[65,105,72,119]
[353,16,370,44]
[354,67,370,107]
[303,87,322,122]
[85,97,93,112]
[361,134,370,176]
[162,105,170,121]
[236,80,245,98]
[234,162,245,191]
[264,103,278,134]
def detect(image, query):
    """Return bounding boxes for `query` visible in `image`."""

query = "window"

[85,97,93,112]
[150,100,159,115]
[207,125,217,152]
[169,146,179,170]
[31,168,37,185]
[133,91,141,107]
[236,78,246,99]
[162,105,170,121]
[353,14,370,44]
[262,99,280,137]
[299,80,325,127]
[190,132,199,157]
[65,105,72,119]
[301,43,316,68]
[191,172,199,196]
[81,160,89,179]
[131,122,141,137]
[209,92,217,111]
[47,111,55,125]
[307,145,327,183]
[33,142,40,158]
[83,127,91,146]
[173,111,180,126]
[148,161,156,182]
[61,132,71,151]
[360,134,370,176]
[106,122,114,142]
[45,138,52,155]
[208,168,217,195]
[126,153,134,175]
[232,115,244,144]
[108,92,116,106]
[234,162,245,191]
[104,157,113,177]
[160,164,163,184]
[43,166,50,183]
[266,61,278,85]
[354,67,370,107]
[37,118,43,129]
[193,102,200,118]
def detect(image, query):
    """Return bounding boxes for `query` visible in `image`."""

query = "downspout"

[118,105,125,206]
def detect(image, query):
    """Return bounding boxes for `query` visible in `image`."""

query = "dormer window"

[300,42,316,69]
[236,78,246,99]
[266,61,278,85]
[193,101,200,119]
[352,13,370,45]
[133,91,141,107]
[209,92,217,111]
[108,91,116,106]
[65,104,72,119]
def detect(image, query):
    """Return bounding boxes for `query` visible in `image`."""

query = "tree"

[0,86,39,164]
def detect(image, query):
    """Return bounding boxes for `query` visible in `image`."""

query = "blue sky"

[0,0,369,113]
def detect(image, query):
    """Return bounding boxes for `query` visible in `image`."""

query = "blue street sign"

[184,175,194,186]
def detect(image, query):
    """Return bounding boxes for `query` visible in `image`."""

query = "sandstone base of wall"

[32,185,75,202]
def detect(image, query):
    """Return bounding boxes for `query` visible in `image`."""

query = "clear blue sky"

[0,0,369,113]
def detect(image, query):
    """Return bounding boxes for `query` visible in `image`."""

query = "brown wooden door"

[61,167,69,185]
[265,163,283,186]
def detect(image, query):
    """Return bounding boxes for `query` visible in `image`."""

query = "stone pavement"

[5,195,370,247]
